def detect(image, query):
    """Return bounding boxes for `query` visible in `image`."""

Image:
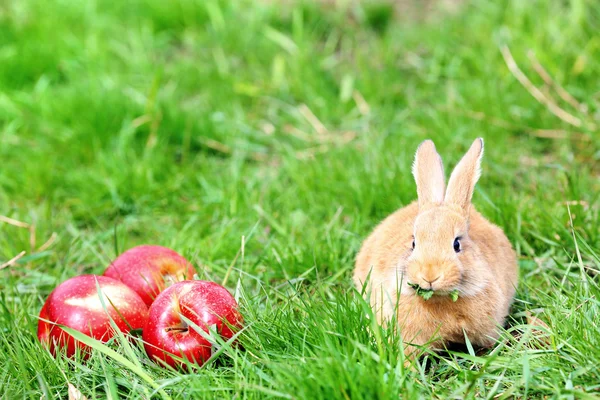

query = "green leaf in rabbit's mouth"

[408,283,460,302]
[450,289,460,302]
[408,282,434,300]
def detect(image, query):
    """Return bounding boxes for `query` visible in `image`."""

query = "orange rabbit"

[354,138,518,358]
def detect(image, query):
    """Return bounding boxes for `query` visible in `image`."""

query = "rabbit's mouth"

[408,283,460,302]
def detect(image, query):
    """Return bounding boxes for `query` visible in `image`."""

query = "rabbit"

[354,138,518,359]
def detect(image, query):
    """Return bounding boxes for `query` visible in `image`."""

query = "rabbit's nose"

[419,275,440,289]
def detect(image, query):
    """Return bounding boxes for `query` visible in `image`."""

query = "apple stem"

[165,327,188,333]
[163,274,176,286]
[165,322,188,333]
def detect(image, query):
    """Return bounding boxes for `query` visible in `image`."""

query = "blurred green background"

[1,0,599,398]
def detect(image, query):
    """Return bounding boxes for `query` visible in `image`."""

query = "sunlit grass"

[0,0,599,398]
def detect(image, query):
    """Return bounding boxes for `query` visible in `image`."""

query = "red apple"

[104,245,197,306]
[143,280,242,369]
[37,275,149,358]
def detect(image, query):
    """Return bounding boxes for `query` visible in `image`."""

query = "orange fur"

[354,139,518,358]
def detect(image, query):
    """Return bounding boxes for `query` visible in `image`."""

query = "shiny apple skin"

[104,245,197,306]
[143,280,242,369]
[37,275,149,358]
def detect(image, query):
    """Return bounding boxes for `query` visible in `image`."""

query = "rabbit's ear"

[444,138,484,211]
[412,140,445,208]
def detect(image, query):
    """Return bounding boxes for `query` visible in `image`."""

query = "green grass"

[1,0,599,398]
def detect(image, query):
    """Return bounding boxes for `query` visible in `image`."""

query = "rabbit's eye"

[453,238,461,253]
[411,239,415,250]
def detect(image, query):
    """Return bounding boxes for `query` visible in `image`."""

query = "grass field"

[1,0,600,398]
